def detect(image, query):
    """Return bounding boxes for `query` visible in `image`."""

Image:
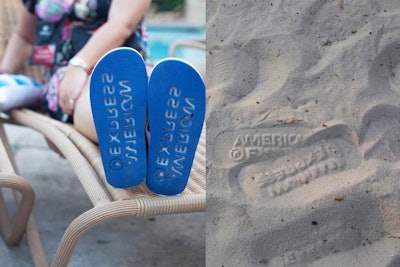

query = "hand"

[59,65,89,115]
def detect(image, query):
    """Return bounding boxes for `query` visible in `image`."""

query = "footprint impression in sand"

[214,122,361,202]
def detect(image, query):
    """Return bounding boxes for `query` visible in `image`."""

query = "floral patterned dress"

[23,0,148,121]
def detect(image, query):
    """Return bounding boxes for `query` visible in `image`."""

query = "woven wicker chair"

[0,1,47,266]
[0,1,206,266]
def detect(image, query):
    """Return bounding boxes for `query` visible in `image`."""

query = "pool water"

[145,24,205,64]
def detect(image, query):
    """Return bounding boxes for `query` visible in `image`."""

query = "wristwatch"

[68,56,90,73]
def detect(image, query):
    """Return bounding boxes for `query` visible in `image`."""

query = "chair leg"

[0,173,35,245]
[25,215,50,267]
[0,121,49,266]
[50,200,140,267]
[0,121,34,245]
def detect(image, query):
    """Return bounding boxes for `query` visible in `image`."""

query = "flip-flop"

[147,58,205,195]
[90,47,148,188]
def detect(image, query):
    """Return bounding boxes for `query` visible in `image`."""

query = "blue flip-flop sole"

[147,58,205,195]
[90,48,148,188]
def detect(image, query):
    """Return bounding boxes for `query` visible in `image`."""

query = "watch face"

[69,57,88,70]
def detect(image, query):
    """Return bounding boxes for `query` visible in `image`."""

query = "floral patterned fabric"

[23,0,148,121]
[35,0,74,22]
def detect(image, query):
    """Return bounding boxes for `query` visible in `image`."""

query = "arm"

[0,7,37,73]
[59,0,151,115]
[75,0,151,69]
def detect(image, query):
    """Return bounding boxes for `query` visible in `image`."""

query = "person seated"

[1,0,206,194]
[0,0,151,143]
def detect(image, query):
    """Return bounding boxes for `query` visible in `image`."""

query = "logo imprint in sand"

[259,144,345,197]
[229,132,304,162]
[236,140,350,200]
[216,127,359,200]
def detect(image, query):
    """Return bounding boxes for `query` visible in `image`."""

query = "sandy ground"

[206,0,400,266]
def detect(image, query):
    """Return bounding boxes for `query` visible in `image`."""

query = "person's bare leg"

[73,81,98,143]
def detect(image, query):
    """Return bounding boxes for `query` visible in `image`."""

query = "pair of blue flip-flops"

[90,47,205,195]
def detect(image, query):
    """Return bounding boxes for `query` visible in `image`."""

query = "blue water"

[146,24,205,63]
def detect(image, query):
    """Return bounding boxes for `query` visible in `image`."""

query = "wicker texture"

[7,108,206,267]
[11,109,206,208]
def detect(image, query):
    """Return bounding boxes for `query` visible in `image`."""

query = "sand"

[206,0,400,266]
